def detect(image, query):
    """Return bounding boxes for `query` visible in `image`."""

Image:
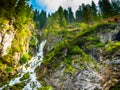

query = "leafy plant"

[69,46,82,54]
[96,42,105,47]
[39,86,53,90]
[19,54,29,65]
[5,66,13,72]
[106,42,120,53]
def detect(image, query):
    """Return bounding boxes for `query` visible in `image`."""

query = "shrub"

[5,66,13,72]
[20,72,30,81]
[69,46,81,54]
[96,42,105,47]
[87,36,99,42]
[64,63,76,74]
[30,36,38,46]
[39,86,53,90]
[19,54,29,65]
[80,23,87,30]
[106,42,120,53]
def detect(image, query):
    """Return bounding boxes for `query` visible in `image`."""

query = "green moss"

[74,23,117,43]
[87,36,99,42]
[96,42,105,47]
[64,56,72,65]
[106,42,120,53]
[38,86,53,90]
[54,40,69,53]
[64,63,76,74]
[12,39,22,53]
[2,54,13,65]
[19,54,30,65]
[43,39,70,65]
[9,82,25,90]
[20,72,30,81]
[69,46,83,55]
[30,36,39,46]
[43,51,55,64]
[5,66,13,72]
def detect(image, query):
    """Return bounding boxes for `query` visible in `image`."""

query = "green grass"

[106,42,120,53]
[38,86,53,90]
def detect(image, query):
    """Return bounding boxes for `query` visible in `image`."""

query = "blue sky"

[30,0,98,13]
[29,0,46,11]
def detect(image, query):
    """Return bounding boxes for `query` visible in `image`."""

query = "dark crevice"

[113,31,120,41]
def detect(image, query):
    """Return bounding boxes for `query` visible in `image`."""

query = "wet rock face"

[97,25,120,44]
[0,31,15,56]
[41,55,103,90]
[40,23,120,90]
[0,21,15,56]
[113,30,120,41]
[12,52,21,67]
[45,33,62,52]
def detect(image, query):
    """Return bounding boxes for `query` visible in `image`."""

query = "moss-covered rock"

[37,22,120,90]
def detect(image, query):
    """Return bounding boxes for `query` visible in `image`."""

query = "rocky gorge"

[1,0,120,89]
[0,18,120,90]
[36,22,120,90]
[0,18,35,87]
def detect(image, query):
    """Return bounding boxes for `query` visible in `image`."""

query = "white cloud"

[36,0,98,13]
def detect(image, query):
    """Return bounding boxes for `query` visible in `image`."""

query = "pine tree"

[39,10,47,29]
[91,1,97,20]
[58,6,67,27]
[47,11,60,29]
[111,0,120,13]
[0,0,17,18]
[99,0,117,18]
[82,4,93,24]
[64,9,69,22]
[75,6,83,22]
[68,7,74,22]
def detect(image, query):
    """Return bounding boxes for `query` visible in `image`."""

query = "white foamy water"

[0,40,46,90]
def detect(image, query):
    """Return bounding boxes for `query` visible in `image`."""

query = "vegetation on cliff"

[0,0,35,85]
[0,0,120,89]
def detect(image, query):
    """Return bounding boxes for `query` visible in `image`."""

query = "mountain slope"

[37,22,120,90]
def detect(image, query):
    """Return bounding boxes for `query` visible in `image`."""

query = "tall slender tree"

[39,10,47,29]
[68,7,74,22]
[82,4,93,24]
[58,6,67,27]
[91,1,97,19]
[64,9,69,22]
[111,0,120,13]
[75,6,83,22]
[99,0,117,18]
[0,0,17,18]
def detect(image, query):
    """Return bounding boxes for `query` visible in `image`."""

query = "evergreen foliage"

[82,4,93,24]
[33,0,120,30]
[39,10,47,29]
[58,6,67,27]
[91,1,97,20]
[111,0,120,13]
[64,9,69,22]
[98,0,118,18]
[75,6,83,22]
[68,7,74,22]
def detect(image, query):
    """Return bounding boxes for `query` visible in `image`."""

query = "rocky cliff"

[0,18,35,85]
[37,22,120,90]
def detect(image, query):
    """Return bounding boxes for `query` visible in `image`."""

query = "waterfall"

[0,40,46,90]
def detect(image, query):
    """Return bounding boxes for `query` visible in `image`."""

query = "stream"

[0,40,46,90]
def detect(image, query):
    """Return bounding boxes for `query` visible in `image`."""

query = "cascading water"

[0,40,46,90]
